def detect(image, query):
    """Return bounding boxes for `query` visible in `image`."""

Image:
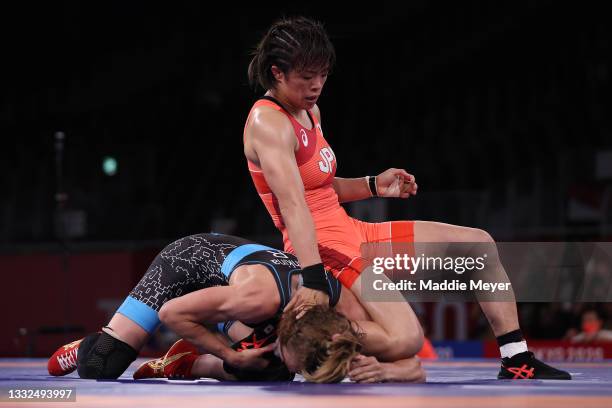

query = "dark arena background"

[1,1,611,407]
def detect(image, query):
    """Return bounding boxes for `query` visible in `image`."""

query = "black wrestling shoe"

[498,351,571,380]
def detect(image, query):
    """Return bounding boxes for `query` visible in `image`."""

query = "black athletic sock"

[496,329,524,346]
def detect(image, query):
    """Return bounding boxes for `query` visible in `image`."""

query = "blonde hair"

[278,305,362,383]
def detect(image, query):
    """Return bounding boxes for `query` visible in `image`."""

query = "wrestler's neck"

[266,90,304,116]
[290,273,302,294]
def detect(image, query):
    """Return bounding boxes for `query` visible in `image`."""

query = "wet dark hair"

[248,17,336,90]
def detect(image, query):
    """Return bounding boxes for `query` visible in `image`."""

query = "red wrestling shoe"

[48,338,83,376]
[133,339,198,380]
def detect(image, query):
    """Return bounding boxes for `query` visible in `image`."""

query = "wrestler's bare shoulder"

[247,104,291,134]
[245,104,297,161]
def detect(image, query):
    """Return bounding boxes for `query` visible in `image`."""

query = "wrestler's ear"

[271,65,285,82]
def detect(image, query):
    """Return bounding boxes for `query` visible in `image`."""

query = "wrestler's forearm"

[280,201,322,267]
[354,320,417,361]
[332,177,372,203]
[191,353,237,381]
[381,357,426,383]
[164,318,236,363]
[158,291,242,364]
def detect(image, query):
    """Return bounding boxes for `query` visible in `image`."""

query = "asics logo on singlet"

[300,129,308,147]
[240,333,274,350]
[318,147,336,174]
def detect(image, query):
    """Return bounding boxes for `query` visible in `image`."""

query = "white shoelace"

[57,348,78,371]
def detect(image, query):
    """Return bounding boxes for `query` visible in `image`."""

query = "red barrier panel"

[0,249,157,357]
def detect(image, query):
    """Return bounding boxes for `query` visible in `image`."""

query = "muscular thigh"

[316,218,417,287]
[413,221,489,258]
[106,313,149,351]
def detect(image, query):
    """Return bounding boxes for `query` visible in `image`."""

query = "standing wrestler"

[243,16,569,379]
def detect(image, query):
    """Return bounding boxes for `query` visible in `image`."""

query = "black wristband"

[368,176,378,197]
[301,263,330,295]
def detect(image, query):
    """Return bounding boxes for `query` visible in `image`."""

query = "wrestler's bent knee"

[77,332,138,379]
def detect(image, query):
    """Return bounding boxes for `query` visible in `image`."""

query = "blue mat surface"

[1,358,611,407]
